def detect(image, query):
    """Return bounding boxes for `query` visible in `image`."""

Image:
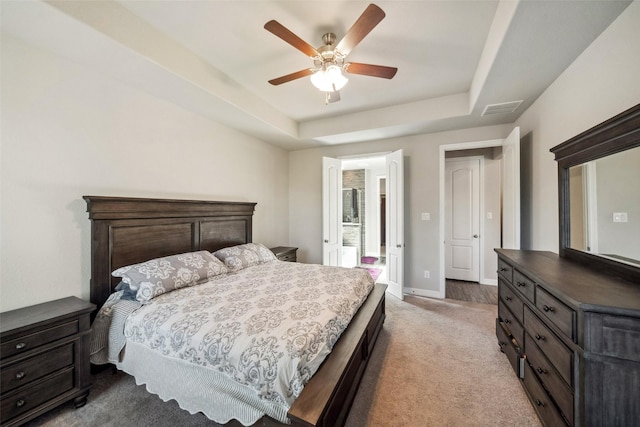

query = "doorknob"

[396,244,402,248]
[473,234,479,238]
[324,240,329,243]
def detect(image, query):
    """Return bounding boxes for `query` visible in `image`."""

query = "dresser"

[0,297,95,426]
[270,246,298,262]
[496,249,640,427]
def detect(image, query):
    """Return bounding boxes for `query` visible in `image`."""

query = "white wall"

[289,125,511,295]
[0,35,290,312]
[515,0,640,252]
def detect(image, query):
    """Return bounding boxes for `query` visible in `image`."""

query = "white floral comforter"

[91,260,374,424]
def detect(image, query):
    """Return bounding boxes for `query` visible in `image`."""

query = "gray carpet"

[24,295,540,427]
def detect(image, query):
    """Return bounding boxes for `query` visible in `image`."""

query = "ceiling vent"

[482,100,523,116]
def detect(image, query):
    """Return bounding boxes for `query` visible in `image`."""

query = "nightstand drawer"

[270,246,298,262]
[1,342,74,393]
[1,320,78,359]
[1,367,74,424]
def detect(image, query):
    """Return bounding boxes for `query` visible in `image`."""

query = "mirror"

[551,103,640,282]
[342,188,360,223]
[568,146,640,267]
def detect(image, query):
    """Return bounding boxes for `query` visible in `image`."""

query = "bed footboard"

[288,282,387,427]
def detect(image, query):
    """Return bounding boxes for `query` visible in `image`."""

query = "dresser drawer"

[496,320,523,378]
[524,307,573,386]
[1,320,78,360]
[1,343,74,393]
[499,281,524,324]
[499,300,524,348]
[497,258,513,284]
[536,287,575,342]
[513,270,535,303]
[526,340,574,425]
[1,367,74,423]
[523,362,569,427]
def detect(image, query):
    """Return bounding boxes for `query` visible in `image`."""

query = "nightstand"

[0,296,95,426]
[270,246,298,262]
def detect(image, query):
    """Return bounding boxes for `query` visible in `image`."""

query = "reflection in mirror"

[569,146,640,267]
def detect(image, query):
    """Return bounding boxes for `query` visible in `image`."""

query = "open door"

[502,127,520,249]
[322,157,342,266]
[386,150,404,300]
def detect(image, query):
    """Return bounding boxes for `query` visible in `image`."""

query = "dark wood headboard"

[84,196,256,309]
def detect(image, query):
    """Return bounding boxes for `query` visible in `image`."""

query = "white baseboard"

[404,287,444,299]
[480,278,498,286]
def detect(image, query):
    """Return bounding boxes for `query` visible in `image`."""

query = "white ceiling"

[1,0,631,150]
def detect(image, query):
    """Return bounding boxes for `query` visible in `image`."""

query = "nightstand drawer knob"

[16,399,26,408]
[15,342,27,350]
[15,371,26,380]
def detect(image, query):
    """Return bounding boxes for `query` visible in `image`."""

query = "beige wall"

[515,0,640,253]
[289,125,511,295]
[0,35,290,311]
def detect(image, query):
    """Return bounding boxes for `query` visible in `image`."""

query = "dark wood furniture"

[0,297,95,427]
[496,250,640,426]
[496,104,640,426]
[270,246,298,262]
[84,196,386,427]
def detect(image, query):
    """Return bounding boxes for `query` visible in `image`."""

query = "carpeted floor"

[24,295,540,427]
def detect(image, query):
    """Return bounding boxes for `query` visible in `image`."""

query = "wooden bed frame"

[84,195,386,427]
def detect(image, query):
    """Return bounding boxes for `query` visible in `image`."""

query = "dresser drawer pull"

[535,334,545,341]
[543,305,555,313]
[505,296,512,301]
[15,371,26,380]
[499,267,508,272]
[15,342,27,350]
[504,319,511,325]
[536,367,547,375]
[516,281,527,287]
[16,399,26,408]
[536,399,545,407]
[498,341,506,352]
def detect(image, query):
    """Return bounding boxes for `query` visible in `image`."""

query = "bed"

[84,196,386,427]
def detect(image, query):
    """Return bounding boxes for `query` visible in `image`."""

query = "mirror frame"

[550,103,640,283]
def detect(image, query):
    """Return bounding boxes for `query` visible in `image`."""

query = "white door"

[445,158,480,281]
[386,150,404,300]
[502,127,520,249]
[322,157,342,266]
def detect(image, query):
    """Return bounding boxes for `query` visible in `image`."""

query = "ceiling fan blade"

[264,20,320,58]
[336,4,386,56]
[268,68,314,86]
[345,62,397,79]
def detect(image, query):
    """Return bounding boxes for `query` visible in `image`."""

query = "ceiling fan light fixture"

[311,64,348,92]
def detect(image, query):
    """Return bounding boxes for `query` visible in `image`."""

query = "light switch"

[487,212,493,219]
[421,212,430,221]
[613,212,628,223]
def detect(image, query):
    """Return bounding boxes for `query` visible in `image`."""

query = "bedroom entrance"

[322,150,404,300]
[439,127,521,298]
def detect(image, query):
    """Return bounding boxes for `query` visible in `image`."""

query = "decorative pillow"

[112,250,229,302]
[213,243,277,272]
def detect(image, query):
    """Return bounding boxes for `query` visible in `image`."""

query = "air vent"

[482,100,523,116]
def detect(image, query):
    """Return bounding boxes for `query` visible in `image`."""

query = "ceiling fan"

[264,3,398,103]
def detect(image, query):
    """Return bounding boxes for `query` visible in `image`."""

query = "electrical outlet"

[421,212,430,221]
[613,212,628,223]
[424,270,430,279]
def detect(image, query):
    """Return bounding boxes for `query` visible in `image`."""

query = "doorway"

[322,150,405,300]
[439,128,521,298]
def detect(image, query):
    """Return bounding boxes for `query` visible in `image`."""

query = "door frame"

[438,138,505,298]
